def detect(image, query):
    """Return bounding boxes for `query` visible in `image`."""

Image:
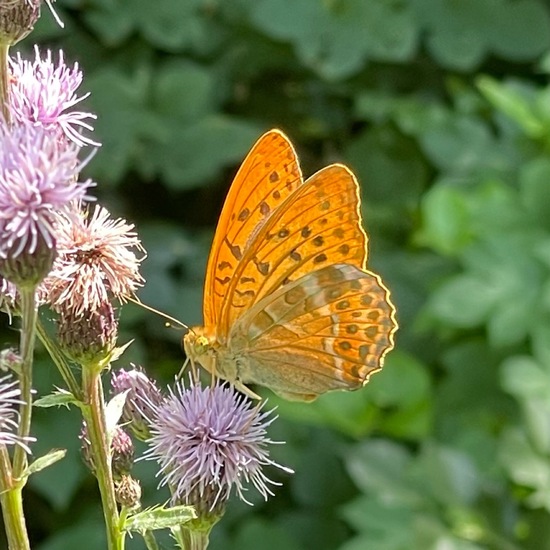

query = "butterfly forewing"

[227,264,396,400]
[220,164,368,332]
[204,130,303,333]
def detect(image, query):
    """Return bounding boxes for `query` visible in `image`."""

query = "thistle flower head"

[9,46,98,147]
[41,203,145,317]
[0,123,92,286]
[144,381,292,521]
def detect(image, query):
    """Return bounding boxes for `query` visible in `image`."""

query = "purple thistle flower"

[9,46,99,147]
[144,381,292,516]
[0,123,92,261]
[0,374,33,452]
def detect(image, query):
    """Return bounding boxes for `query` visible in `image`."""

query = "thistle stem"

[12,287,37,477]
[36,318,81,400]
[82,367,123,550]
[0,287,37,550]
[0,446,29,550]
[0,42,10,123]
[176,526,210,550]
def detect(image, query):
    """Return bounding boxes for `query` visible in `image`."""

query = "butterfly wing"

[226,263,397,401]
[203,129,303,333]
[219,163,369,332]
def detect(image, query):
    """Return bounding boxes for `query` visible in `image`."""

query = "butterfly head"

[182,327,217,376]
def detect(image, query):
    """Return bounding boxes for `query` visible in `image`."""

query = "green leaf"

[417,443,481,506]
[419,0,488,70]
[501,356,550,401]
[152,61,215,123]
[345,440,423,505]
[499,428,550,511]
[87,65,160,185]
[416,184,472,255]
[419,115,499,175]
[233,518,302,550]
[369,352,433,440]
[105,391,128,437]
[477,76,546,139]
[25,449,67,477]
[131,0,210,51]
[345,125,428,206]
[34,390,79,409]
[151,115,262,189]
[427,273,498,328]
[489,0,550,60]
[520,158,550,229]
[123,505,196,532]
[251,0,417,79]
[340,496,414,548]
[29,405,86,510]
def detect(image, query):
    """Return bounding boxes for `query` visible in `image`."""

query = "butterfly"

[183,129,397,401]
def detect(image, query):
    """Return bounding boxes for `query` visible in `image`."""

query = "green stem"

[13,288,37,477]
[175,526,210,550]
[0,42,10,123]
[142,528,160,550]
[0,446,29,550]
[0,287,37,550]
[82,368,123,550]
[36,318,81,400]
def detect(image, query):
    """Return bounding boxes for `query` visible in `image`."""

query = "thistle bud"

[0,0,40,46]
[58,302,118,369]
[115,474,141,509]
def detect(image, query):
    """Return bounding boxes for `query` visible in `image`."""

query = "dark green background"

[7,0,550,548]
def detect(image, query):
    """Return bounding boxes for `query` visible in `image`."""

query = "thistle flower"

[144,381,292,523]
[0,374,33,452]
[111,367,164,441]
[41,204,145,317]
[9,46,99,147]
[0,124,92,287]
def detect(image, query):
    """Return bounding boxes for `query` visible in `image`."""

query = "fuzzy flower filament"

[9,46,99,147]
[144,381,292,523]
[0,123,92,286]
[42,204,145,317]
[0,374,33,452]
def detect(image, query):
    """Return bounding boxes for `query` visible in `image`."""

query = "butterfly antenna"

[128,296,194,334]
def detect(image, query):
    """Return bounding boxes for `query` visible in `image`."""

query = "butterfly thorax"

[182,326,241,384]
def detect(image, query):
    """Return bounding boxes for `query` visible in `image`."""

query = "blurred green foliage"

[9,0,550,548]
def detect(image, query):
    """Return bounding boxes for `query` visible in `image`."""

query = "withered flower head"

[42,203,145,317]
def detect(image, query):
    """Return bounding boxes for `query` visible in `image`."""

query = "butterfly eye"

[194,336,209,355]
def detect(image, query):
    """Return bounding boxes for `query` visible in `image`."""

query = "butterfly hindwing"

[225,264,397,400]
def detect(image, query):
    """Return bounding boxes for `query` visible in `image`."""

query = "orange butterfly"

[183,129,397,401]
